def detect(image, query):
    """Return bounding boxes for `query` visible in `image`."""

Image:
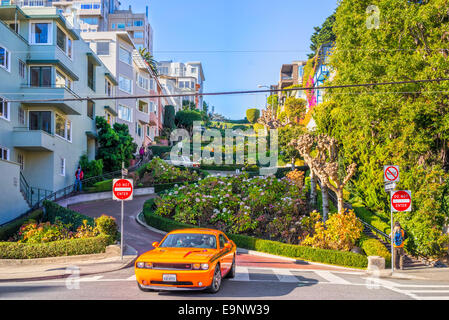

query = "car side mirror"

[224,242,232,249]
[152,241,159,248]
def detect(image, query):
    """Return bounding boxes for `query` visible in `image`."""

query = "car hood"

[138,248,219,263]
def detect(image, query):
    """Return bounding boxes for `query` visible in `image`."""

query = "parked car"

[135,228,236,293]
[162,155,200,168]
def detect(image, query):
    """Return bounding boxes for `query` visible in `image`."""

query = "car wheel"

[226,257,236,279]
[137,282,154,292]
[207,265,222,293]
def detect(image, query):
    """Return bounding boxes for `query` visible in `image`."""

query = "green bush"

[149,146,172,157]
[91,179,113,192]
[0,235,113,259]
[142,203,368,269]
[0,209,43,241]
[95,215,119,240]
[246,108,260,124]
[359,235,391,268]
[43,200,94,231]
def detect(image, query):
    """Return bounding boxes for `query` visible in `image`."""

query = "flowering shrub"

[137,157,200,185]
[302,209,364,251]
[285,170,305,189]
[154,173,309,244]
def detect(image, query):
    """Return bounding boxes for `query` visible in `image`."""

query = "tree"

[308,13,336,58]
[182,100,196,110]
[290,133,357,219]
[202,101,209,114]
[283,97,307,123]
[267,95,279,113]
[246,108,260,124]
[138,48,158,76]
[175,110,203,133]
[163,105,176,129]
[313,0,449,257]
[96,117,137,172]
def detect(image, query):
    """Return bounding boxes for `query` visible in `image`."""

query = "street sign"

[384,181,396,192]
[121,168,128,176]
[384,165,399,183]
[113,179,133,201]
[391,190,412,212]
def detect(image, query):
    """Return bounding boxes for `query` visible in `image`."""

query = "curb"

[135,211,366,272]
[0,244,138,282]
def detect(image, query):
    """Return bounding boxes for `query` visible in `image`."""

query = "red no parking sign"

[391,190,412,212]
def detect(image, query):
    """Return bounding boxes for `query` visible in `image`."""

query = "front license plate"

[163,274,177,282]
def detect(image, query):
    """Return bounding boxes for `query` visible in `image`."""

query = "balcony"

[20,84,82,115]
[13,127,55,152]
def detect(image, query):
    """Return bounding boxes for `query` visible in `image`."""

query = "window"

[106,112,113,125]
[67,38,72,58]
[138,100,148,113]
[93,3,100,9]
[81,17,99,25]
[146,125,150,137]
[88,60,95,90]
[29,111,51,134]
[119,47,132,65]
[191,81,195,89]
[137,123,142,137]
[8,22,19,33]
[18,107,25,125]
[118,104,131,122]
[55,113,72,141]
[57,27,66,52]
[219,234,228,248]
[80,4,92,9]
[111,23,115,29]
[0,45,10,71]
[119,75,132,94]
[149,79,154,91]
[30,22,52,44]
[134,20,143,27]
[59,157,65,176]
[138,74,149,90]
[179,81,184,89]
[30,66,51,87]
[158,66,168,75]
[0,146,9,161]
[96,41,109,55]
[87,100,95,119]
[149,101,156,114]
[19,60,26,79]
[0,97,9,121]
[55,70,66,88]
[191,67,196,73]
[117,23,125,29]
[17,153,24,171]
[134,31,143,39]
[105,79,113,96]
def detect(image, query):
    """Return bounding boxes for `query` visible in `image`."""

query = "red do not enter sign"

[113,179,133,201]
[391,190,411,212]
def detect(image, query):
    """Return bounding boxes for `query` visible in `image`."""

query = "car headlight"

[192,263,201,270]
[136,262,152,269]
[200,263,209,270]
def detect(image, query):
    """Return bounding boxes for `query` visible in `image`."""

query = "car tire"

[226,257,236,279]
[207,265,222,294]
[137,282,154,292]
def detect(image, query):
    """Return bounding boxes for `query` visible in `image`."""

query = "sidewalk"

[370,266,449,281]
[0,245,137,281]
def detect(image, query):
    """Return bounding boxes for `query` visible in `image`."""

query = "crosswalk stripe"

[127,275,136,281]
[273,268,300,283]
[409,290,449,293]
[417,296,449,300]
[80,276,103,282]
[233,266,250,281]
[313,270,351,285]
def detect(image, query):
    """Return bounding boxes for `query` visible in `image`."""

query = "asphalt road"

[1,196,448,300]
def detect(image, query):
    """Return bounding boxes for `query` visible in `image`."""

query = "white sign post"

[113,163,133,260]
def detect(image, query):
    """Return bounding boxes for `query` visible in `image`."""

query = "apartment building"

[157,61,205,111]
[271,60,306,105]
[82,31,163,147]
[108,5,153,53]
[0,5,117,223]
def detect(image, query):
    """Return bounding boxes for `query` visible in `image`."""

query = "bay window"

[119,47,132,65]
[119,75,132,94]
[55,113,72,141]
[118,104,131,122]
[30,22,52,44]
[29,111,51,134]
[0,97,9,121]
[30,66,52,87]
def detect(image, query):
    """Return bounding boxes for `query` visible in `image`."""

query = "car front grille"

[152,263,192,270]
[150,280,194,285]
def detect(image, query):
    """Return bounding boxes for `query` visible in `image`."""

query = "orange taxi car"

[135,228,236,293]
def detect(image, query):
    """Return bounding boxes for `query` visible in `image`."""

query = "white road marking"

[273,268,299,283]
[313,271,351,285]
[417,296,449,300]
[233,266,250,281]
[79,276,103,282]
[127,275,137,281]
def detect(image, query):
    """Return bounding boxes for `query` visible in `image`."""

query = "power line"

[4,77,449,103]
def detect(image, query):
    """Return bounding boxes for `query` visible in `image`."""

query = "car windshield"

[159,233,217,249]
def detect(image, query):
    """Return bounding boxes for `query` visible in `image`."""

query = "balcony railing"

[9,0,53,6]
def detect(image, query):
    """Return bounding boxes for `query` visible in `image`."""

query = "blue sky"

[121,0,337,119]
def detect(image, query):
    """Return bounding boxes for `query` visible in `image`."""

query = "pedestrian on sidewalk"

[74,166,84,192]
[139,145,145,161]
[390,221,406,270]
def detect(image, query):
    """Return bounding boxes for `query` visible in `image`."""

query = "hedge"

[142,201,368,269]
[359,235,391,268]
[149,146,172,157]
[0,209,44,241]
[352,202,390,235]
[0,235,113,259]
[43,200,94,231]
